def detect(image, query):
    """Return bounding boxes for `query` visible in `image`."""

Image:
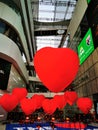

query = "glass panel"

[36,35,62,50]
[37,0,76,22]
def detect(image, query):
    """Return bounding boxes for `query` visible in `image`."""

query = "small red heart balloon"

[64,91,78,105]
[0,93,19,112]
[34,47,79,92]
[20,97,36,115]
[42,99,57,115]
[12,87,27,101]
[32,94,45,109]
[53,95,67,109]
[77,97,93,114]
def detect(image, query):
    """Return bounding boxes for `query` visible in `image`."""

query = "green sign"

[87,0,91,4]
[77,28,94,65]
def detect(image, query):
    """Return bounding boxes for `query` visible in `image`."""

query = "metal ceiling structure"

[11,0,78,56]
[31,0,77,50]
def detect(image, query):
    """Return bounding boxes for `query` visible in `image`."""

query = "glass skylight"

[38,0,76,22]
[31,0,77,50]
[36,35,62,50]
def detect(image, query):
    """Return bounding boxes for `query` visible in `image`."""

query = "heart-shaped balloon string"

[0,93,19,112]
[34,47,79,92]
[76,97,93,114]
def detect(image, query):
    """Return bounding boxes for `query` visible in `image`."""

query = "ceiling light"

[0,70,4,74]
[57,30,65,34]
[0,114,4,117]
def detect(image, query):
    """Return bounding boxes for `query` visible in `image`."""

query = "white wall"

[0,2,30,63]
[0,34,28,83]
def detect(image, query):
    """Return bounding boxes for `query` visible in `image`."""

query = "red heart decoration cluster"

[0,47,93,116]
[33,47,93,115]
[20,94,45,115]
[0,87,28,112]
[34,47,79,92]
[42,91,79,115]
[0,88,93,115]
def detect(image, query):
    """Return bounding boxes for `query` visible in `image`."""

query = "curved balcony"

[0,34,28,83]
[0,2,30,63]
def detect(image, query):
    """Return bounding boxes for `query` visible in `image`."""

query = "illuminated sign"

[87,0,91,4]
[77,28,94,65]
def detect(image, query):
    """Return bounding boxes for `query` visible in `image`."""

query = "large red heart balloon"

[34,47,79,92]
[0,93,19,112]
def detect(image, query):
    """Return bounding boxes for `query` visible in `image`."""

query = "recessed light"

[0,114,4,117]
[57,30,65,34]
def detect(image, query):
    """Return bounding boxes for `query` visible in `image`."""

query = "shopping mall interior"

[0,0,98,129]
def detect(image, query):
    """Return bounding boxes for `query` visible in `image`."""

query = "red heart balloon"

[77,97,93,114]
[64,91,78,105]
[20,97,36,115]
[32,94,45,109]
[34,47,79,92]
[0,93,19,112]
[53,95,67,109]
[12,87,27,101]
[42,99,57,115]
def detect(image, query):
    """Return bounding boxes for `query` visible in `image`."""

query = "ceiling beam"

[29,76,41,82]
[34,20,70,31]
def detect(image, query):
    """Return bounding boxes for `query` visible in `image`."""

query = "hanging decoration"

[34,47,79,92]
[76,97,93,114]
[12,87,27,101]
[64,91,78,105]
[20,97,36,115]
[0,93,19,112]
[32,94,45,109]
[53,94,67,109]
[42,98,57,115]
